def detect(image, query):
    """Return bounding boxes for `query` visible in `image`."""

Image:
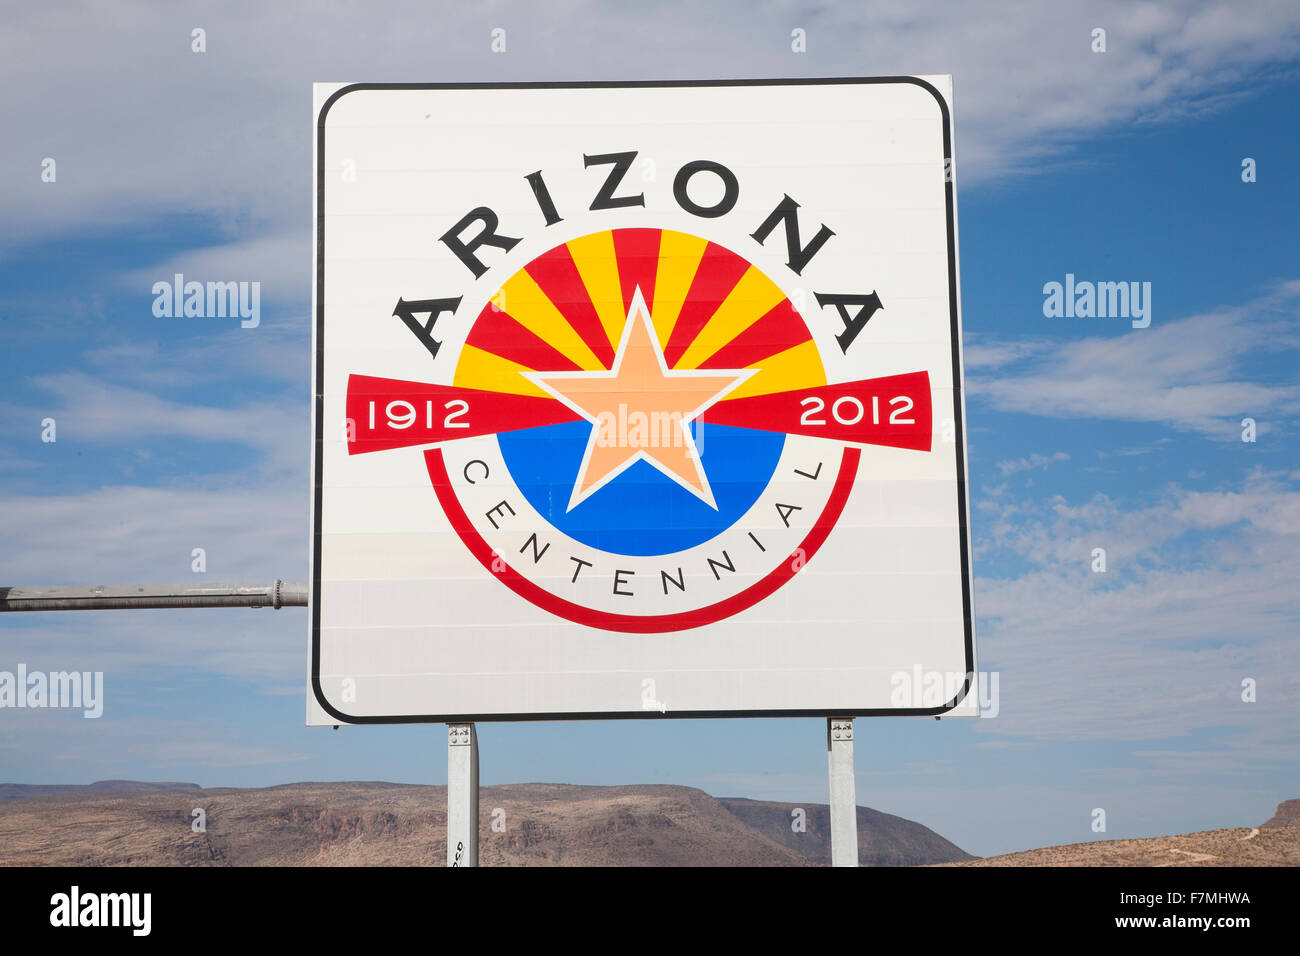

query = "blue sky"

[1,1,1297,858]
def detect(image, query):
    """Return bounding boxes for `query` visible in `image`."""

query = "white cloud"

[0,480,306,587]
[0,448,40,473]
[0,369,307,481]
[120,232,311,304]
[973,468,1300,754]
[962,338,1054,370]
[2,1,1299,247]
[81,318,308,389]
[0,476,308,683]
[968,281,1300,437]
[996,451,1070,476]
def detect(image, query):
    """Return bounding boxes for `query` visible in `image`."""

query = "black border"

[311,77,976,724]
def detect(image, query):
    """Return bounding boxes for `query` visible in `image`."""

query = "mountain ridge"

[0,780,967,867]
[3,781,1293,866]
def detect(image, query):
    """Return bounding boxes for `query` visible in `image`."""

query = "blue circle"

[497,420,784,556]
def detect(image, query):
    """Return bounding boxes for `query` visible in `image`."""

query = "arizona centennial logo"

[341,149,936,633]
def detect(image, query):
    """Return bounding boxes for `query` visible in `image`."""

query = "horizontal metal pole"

[0,581,307,612]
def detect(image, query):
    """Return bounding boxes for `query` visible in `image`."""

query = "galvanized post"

[827,717,858,867]
[447,723,479,867]
[0,581,307,612]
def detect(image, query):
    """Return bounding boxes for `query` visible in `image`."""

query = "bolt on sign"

[310,78,977,724]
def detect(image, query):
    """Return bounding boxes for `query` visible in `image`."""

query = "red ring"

[425,445,860,633]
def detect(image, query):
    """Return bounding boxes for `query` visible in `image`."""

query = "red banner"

[346,370,932,454]
[703,371,932,450]
[345,374,582,454]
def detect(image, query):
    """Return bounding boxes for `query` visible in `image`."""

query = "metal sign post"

[828,718,859,867]
[447,723,479,867]
[0,581,306,612]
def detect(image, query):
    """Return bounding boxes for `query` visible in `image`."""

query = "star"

[525,286,753,512]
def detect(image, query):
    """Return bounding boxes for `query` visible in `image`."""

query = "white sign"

[309,78,976,724]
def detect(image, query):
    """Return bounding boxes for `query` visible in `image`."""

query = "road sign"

[310,78,976,724]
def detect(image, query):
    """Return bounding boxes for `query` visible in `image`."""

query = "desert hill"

[0,780,970,867]
[942,800,1300,867]
[3,782,1293,866]
[1262,798,1300,828]
[941,825,1298,867]
[718,796,974,866]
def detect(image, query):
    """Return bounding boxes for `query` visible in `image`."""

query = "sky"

[1,0,1298,859]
